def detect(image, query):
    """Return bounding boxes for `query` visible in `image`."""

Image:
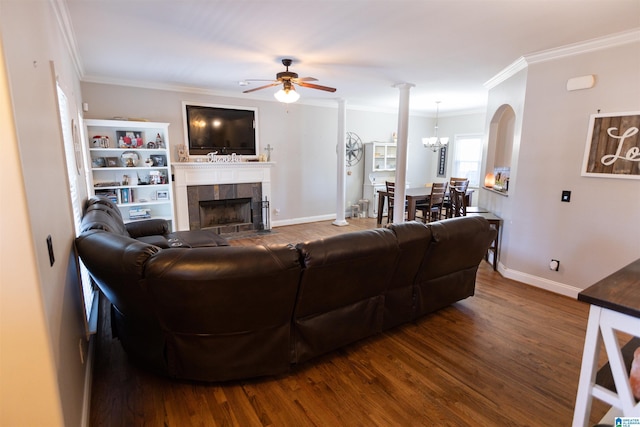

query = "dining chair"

[417,182,447,223]
[449,186,467,217]
[444,178,469,218]
[385,181,408,223]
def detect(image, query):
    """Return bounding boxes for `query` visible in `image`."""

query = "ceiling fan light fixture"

[274,87,300,103]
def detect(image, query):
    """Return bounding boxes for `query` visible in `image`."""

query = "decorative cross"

[264,144,274,162]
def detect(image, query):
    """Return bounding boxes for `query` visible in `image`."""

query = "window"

[56,82,97,337]
[451,134,483,187]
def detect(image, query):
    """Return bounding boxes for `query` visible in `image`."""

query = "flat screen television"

[183,102,258,156]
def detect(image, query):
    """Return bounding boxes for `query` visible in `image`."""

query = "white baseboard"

[271,214,336,227]
[498,262,582,299]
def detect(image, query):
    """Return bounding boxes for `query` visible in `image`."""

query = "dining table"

[376,185,474,224]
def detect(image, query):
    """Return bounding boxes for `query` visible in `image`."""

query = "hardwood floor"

[89,218,610,426]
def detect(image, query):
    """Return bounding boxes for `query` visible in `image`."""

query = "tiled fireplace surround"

[172,162,273,233]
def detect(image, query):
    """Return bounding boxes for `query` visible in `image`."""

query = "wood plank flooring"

[89,218,610,426]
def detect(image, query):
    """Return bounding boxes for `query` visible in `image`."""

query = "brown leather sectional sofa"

[76,196,496,382]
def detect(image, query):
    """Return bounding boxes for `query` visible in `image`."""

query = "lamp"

[274,81,300,103]
[422,101,449,152]
[484,173,495,188]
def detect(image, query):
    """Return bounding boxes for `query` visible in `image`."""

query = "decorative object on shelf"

[492,167,510,192]
[206,151,218,162]
[155,133,164,148]
[122,174,129,185]
[92,157,106,168]
[148,170,164,184]
[264,144,273,161]
[146,141,156,149]
[120,151,140,167]
[422,101,449,152]
[582,110,640,179]
[105,157,119,167]
[116,130,144,148]
[345,132,363,167]
[156,190,169,200]
[177,144,189,162]
[207,153,242,163]
[484,173,495,188]
[144,158,154,167]
[242,58,336,104]
[92,135,110,148]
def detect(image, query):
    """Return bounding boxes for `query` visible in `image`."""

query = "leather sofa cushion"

[292,228,399,362]
[81,204,129,236]
[413,216,497,317]
[385,221,432,329]
[143,244,302,380]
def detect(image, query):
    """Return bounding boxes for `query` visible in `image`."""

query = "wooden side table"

[572,258,640,426]
[467,211,502,271]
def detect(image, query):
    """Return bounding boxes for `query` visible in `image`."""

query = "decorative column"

[392,83,414,223]
[333,98,349,226]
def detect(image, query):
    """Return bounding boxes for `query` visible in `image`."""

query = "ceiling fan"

[243,59,336,103]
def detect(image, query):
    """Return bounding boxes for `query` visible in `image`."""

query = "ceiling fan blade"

[243,82,281,93]
[296,77,318,82]
[297,81,337,93]
[244,79,278,82]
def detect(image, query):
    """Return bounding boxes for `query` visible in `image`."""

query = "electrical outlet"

[275,208,281,216]
[549,259,560,271]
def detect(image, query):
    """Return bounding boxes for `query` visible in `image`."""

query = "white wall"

[487,40,640,294]
[80,83,433,224]
[0,1,89,426]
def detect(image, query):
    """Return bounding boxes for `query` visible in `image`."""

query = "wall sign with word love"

[582,111,640,179]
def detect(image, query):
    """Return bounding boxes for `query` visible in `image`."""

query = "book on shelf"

[128,207,151,220]
[95,189,119,204]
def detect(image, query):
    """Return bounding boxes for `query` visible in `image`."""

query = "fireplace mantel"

[172,162,273,231]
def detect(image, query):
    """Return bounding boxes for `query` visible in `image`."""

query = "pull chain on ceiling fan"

[243,59,336,103]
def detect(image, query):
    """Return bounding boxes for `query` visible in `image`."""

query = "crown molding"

[525,28,640,65]
[49,0,84,79]
[484,28,640,90]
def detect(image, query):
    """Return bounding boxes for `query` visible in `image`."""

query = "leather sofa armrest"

[126,219,170,238]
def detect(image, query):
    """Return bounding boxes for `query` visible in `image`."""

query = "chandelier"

[422,101,449,152]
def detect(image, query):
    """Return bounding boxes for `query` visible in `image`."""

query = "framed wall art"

[581,111,640,179]
[436,146,447,177]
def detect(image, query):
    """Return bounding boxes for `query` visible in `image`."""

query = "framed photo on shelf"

[105,157,119,167]
[156,190,169,200]
[92,157,106,168]
[150,154,166,167]
[116,130,144,148]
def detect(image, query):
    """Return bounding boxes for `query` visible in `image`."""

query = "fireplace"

[199,198,252,229]
[187,183,265,234]
[172,162,273,232]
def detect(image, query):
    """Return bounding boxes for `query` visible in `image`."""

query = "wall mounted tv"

[183,103,258,156]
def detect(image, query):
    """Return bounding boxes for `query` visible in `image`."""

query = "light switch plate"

[561,190,571,202]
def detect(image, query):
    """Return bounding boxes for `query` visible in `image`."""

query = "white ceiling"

[64,0,640,115]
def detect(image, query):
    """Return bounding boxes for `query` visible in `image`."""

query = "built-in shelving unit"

[363,142,397,217]
[85,119,175,229]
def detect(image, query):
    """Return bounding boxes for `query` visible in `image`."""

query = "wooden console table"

[572,258,640,426]
[467,211,502,271]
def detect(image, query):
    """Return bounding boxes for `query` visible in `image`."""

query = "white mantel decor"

[172,162,274,231]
